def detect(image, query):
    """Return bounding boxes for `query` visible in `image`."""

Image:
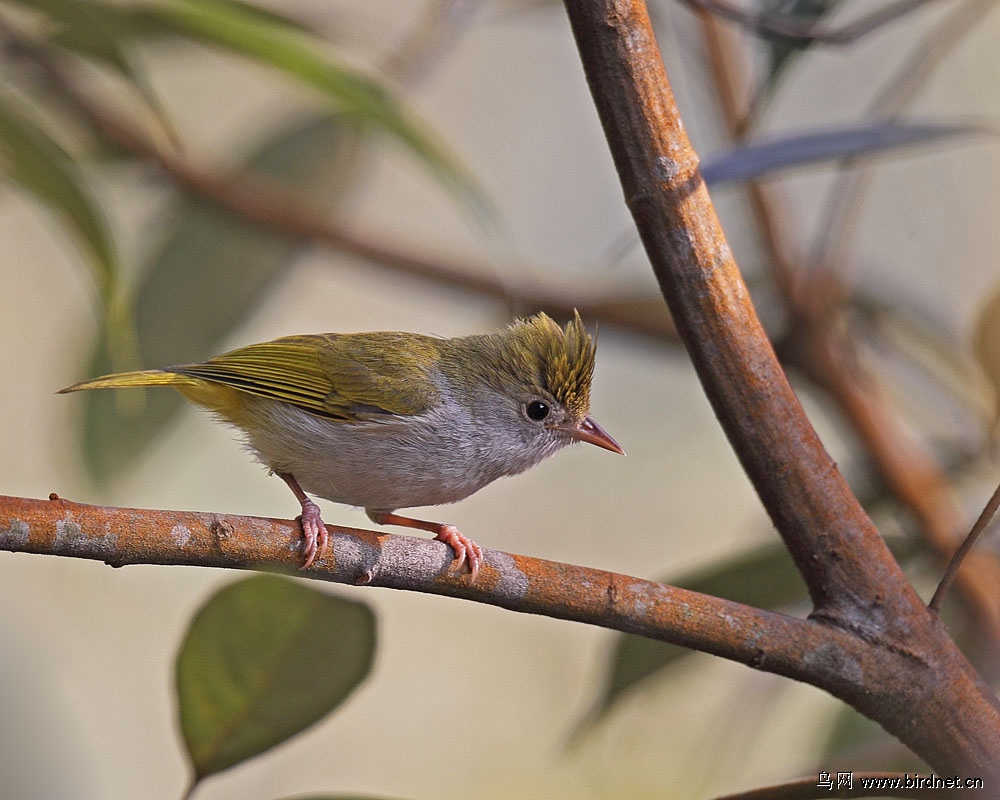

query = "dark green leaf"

[763,0,841,88]
[820,705,923,771]
[676,541,808,608]
[76,112,364,478]
[702,121,990,186]
[177,575,376,781]
[581,543,806,728]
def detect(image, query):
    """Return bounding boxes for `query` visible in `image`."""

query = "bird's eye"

[526,400,550,421]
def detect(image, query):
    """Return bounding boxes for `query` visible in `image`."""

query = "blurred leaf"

[4,0,178,140]
[581,543,807,728]
[177,575,376,782]
[763,0,841,88]
[583,536,924,733]
[0,98,116,294]
[702,120,990,186]
[277,797,411,800]
[15,0,141,75]
[136,0,489,221]
[820,705,924,772]
[972,284,1000,433]
[76,112,363,478]
[0,97,140,369]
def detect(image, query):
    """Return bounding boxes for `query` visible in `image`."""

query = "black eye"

[526,400,550,421]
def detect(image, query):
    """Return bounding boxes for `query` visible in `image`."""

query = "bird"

[60,311,623,580]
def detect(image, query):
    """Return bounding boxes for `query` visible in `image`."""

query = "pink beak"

[552,416,625,455]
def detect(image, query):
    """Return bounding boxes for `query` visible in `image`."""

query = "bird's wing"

[170,333,441,421]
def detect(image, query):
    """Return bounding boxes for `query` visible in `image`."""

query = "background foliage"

[2,0,1000,797]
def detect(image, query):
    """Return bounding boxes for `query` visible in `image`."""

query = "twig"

[930,479,1000,611]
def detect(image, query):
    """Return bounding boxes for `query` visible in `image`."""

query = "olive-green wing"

[171,333,441,420]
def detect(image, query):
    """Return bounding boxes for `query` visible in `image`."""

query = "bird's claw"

[434,524,483,582]
[297,498,328,570]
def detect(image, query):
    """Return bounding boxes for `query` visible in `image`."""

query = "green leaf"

[702,121,990,186]
[973,283,1000,433]
[177,575,376,782]
[136,0,489,220]
[76,112,364,479]
[820,705,923,771]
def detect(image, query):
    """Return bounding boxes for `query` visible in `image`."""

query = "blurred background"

[2,1,1000,797]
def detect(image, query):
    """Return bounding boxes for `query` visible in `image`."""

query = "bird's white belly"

[221,396,511,511]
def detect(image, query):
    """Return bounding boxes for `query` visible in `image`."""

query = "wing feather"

[171,333,441,420]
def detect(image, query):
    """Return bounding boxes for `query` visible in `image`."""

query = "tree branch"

[714,771,960,800]
[562,0,913,631]
[693,1,1000,655]
[0,493,962,710]
[5,492,1000,776]
[930,478,1000,612]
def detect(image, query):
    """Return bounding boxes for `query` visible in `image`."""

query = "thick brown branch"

[5,492,1000,777]
[697,6,1000,647]
[562,0,914,631]
[562,0,1000,778]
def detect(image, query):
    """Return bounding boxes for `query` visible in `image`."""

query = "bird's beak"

[551,416,625,455]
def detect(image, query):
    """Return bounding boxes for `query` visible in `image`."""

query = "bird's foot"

[434,524,483,582]
[297,497,328,570]
[368,510,484,581]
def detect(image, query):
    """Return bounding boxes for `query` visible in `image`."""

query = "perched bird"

[60,311,623,579]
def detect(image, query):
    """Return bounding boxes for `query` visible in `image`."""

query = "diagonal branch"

[562,0,1000,777]
[561,0,918,632]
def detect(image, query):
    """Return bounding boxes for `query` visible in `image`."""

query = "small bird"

[60,311,623,579]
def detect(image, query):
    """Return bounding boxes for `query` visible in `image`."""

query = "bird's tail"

[58,369,197,393]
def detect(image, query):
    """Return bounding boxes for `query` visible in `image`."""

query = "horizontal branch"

[6,492,1000,776]
[1,493,902,697]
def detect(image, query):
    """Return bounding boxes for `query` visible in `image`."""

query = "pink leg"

[368,510,484,582]
[277,472,328,569]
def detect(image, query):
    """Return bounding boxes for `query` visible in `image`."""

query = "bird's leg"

[368,510,483,581]
[276,471,327,569]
